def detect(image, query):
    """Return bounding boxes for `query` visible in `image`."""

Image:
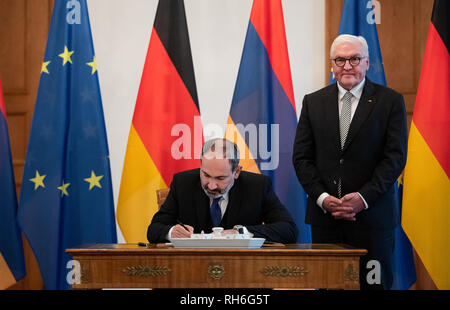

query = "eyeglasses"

[332,56,366,67]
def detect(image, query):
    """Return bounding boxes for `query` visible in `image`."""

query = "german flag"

[117,0,202,243]
[402,0,449,289]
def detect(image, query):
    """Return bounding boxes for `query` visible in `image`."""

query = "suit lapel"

[324,84,342,151]
[222,178,242,226]
[342,79,376,152]
[193,180,210,229]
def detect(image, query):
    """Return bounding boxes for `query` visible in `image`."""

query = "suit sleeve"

[358,93,408,205]
[292,95,328,202]
[246,177,298,244]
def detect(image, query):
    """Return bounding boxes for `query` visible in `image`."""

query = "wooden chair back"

[156,188,170,210]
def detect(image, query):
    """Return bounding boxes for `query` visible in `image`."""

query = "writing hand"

[170,224,194,238]
[222,229,238,235]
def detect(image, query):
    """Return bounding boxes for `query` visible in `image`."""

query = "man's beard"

[203,177,235,198]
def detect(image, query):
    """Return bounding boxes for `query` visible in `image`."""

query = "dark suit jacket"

[292,79,407,229]
[147,169,298,244]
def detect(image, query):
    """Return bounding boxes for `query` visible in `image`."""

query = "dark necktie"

[210,197,222,227]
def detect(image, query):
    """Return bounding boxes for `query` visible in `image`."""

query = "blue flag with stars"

[18,0,117,290]
[330,0,416,290]
[391,175,417,290]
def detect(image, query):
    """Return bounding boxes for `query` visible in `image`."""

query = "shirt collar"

[337,78,365,101]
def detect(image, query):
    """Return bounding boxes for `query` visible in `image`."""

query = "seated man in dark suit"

[147,138,298,244]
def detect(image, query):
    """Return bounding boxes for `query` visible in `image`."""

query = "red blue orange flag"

[117,0,202,242]
[226,0,310,242]
[0,77,26,289]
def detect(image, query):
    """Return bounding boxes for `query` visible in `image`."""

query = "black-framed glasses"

[332,56,366,67]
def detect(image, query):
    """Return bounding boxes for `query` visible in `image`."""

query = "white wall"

[88,0,325,242]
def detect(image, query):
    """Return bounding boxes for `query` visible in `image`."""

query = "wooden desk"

[66,244,367,290]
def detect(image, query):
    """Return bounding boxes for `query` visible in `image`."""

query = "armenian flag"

[0,77,26,289]
[226,0,310,243]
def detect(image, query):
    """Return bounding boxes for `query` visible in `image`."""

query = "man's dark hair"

[201,138,240,171]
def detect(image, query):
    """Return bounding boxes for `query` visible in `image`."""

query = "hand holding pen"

[170,220,194,238]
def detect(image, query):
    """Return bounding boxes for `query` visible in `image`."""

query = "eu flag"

[0,78,26,289]
[392,175,417,290]
[18,0,117,290]
[331,0,416,290]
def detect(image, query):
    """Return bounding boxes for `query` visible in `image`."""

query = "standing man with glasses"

[292,34,407,290]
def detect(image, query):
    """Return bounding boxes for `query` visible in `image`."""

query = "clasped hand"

[323,192,365,221]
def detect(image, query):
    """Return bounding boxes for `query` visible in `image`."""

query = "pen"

[177,220,190,232]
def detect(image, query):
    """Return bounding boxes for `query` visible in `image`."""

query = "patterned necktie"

[210,197,222,227]
[338,91,353,198]
[339,91,353,149]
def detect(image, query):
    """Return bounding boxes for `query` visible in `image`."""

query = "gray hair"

[330,34,369,58]
[201,138,240,171]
